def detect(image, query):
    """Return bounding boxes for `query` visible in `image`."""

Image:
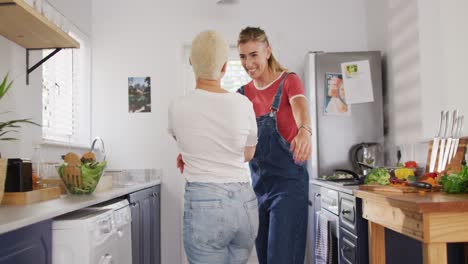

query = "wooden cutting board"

[359,184,419,193]
[1,186,61,205]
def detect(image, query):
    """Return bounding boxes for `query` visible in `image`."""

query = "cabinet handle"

[316,193,321,197]
[129,202,136,207]
[152,192,159,198]
[308,200,313,206]
[341,209,351,215]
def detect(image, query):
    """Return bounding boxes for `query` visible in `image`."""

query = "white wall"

[363,0,426,163]
[0,37,40,159]
[364,0,468,165]
[418,0,468,140]
[431,0,468,135]
[91,0,369,263]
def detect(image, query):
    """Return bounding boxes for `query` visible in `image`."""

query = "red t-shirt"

[242,72,306,143]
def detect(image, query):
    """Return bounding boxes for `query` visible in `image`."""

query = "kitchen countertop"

[310,179,358,195]
[0,179,161,235]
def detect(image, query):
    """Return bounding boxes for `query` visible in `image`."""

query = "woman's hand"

[290,129,311,163]
[176,153,185,174]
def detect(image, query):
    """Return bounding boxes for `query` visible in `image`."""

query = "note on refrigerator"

[340,60,374,104]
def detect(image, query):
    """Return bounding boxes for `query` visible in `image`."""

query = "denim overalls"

[239,73,309,264]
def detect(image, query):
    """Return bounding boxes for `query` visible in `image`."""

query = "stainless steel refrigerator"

[304,51,385,179]
[304,51,384,264]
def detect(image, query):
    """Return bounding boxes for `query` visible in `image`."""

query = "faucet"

[90,137,106,162]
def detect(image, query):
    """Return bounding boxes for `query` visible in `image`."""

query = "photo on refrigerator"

[324,72,350,116]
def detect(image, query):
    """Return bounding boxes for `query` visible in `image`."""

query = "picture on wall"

[128,77,151,113]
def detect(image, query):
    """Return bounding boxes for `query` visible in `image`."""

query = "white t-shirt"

[168,88,257,183]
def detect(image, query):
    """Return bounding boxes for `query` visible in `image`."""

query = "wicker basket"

[0,158,7,204]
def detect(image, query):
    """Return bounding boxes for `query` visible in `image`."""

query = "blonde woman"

[169,30,259,264]
[237,27,311,264]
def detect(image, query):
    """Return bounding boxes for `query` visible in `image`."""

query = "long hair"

[237,27,287,75]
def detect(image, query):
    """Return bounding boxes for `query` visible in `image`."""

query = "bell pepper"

[405,161,418,168]
[424,172,438,179]
[395,168,415,179]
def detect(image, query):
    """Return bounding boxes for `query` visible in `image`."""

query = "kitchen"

[0,0,467,263]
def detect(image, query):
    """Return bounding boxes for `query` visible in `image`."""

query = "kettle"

[349,142,381,176]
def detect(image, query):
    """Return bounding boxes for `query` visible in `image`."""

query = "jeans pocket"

[244,197,259,241]
[189,199,225,246]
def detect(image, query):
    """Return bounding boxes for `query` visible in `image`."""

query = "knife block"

[425,137,468,174]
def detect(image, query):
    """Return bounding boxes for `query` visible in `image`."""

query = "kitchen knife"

[408,181,432,190]
[448,116,461,163]
[445,116,459,164]
[451,115,464,160]
[429,111,445,172]
[441,110,458,171]
[437,111,449,172]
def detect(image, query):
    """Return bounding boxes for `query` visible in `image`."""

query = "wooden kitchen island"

[355,190,468,264]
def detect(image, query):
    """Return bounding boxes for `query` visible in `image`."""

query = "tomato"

[404,161,418,168]
[423,172,438,179]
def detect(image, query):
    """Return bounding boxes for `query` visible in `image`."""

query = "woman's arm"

[244,146,256,162]
[290,96,311,162]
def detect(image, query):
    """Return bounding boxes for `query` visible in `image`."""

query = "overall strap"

[237,86,245,95]
[270,73,292,112]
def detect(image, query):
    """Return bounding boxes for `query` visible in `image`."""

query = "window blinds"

[221,60,251,93]
[42,29,91,146]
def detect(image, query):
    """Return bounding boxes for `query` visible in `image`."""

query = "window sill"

[41,139,90,150]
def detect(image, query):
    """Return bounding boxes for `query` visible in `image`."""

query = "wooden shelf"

[0,0,79,49]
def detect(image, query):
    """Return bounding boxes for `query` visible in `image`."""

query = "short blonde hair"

[191,30,228,80]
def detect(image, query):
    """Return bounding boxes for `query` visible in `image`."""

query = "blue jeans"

[183,182,259,264]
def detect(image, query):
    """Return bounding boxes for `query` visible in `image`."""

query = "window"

[183,45,251,93]
[221,60,251,93]
[42,28,91,146]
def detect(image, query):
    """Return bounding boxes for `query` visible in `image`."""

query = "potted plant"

[1,73,40,142]
[0,73,40,202]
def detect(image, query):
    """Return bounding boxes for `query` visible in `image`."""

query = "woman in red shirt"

[237,27,312,264]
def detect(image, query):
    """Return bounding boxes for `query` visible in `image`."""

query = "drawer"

[339,192,356,234]
[340,227,357,264]
[320,187,339,215]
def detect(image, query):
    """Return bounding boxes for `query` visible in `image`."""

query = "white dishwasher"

[52,209,119,264]
[90,199,133,264]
